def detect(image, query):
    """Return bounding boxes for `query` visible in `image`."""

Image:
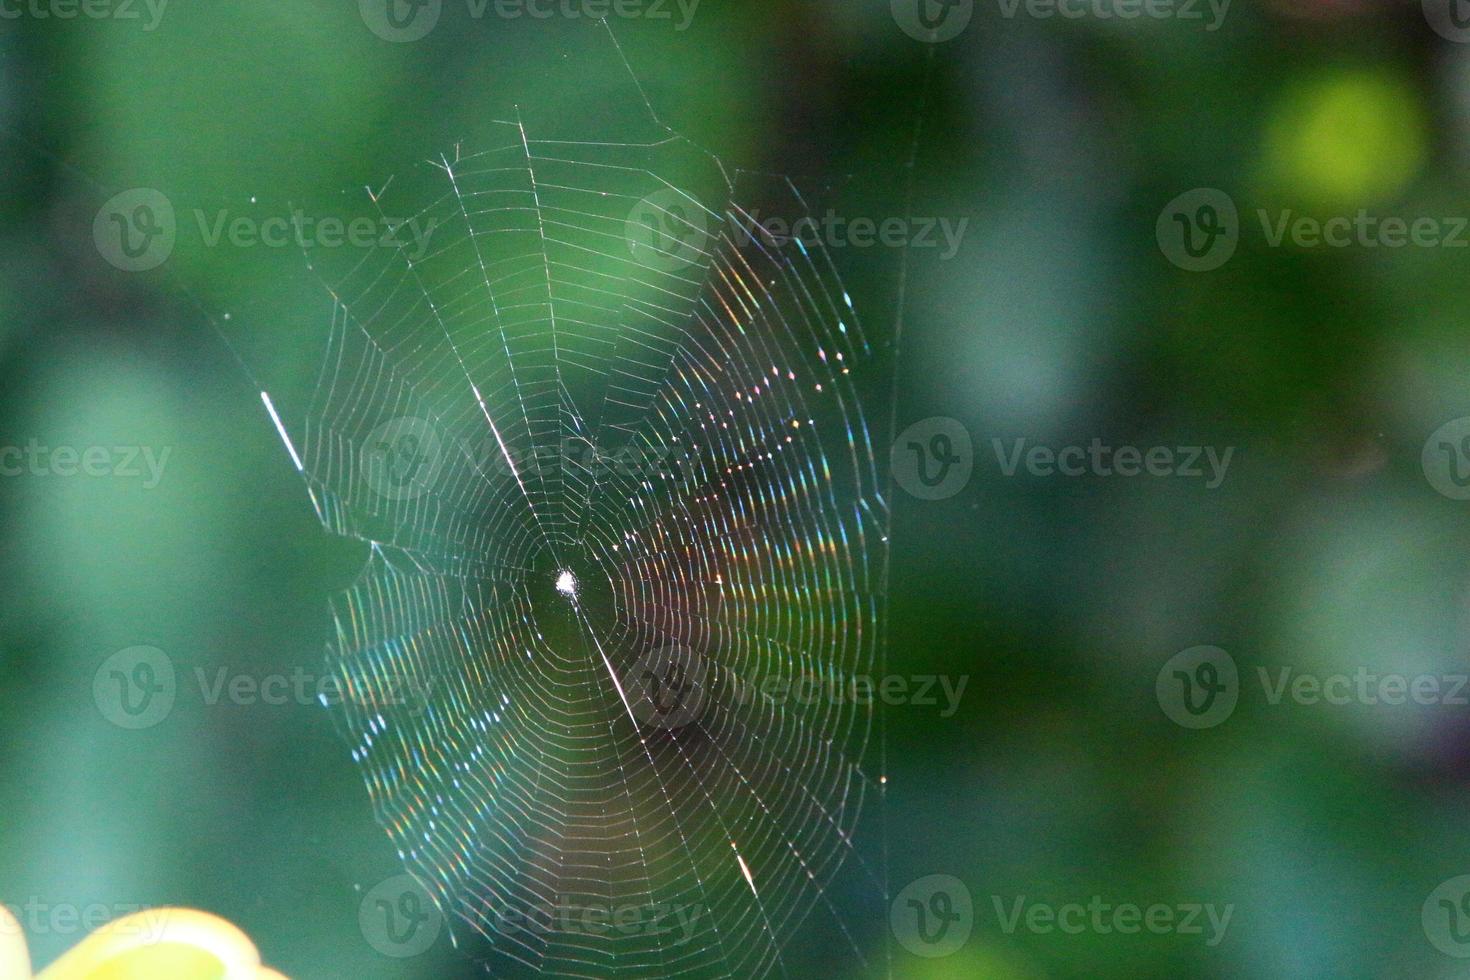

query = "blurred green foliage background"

[4,1,1470,978]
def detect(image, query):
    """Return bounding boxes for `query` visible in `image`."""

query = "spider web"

[253,63,893,978]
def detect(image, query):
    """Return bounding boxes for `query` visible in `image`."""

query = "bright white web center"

[555,569,578,597]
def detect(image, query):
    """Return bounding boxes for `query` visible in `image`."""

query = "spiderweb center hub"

[531,553,615,644]
[555,569,578,598]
